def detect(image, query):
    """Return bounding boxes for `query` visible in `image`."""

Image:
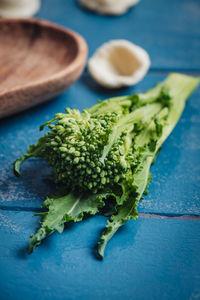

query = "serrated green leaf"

[28,192,106,254]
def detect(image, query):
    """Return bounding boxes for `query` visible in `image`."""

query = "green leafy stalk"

[97,73,199,258]
[13,73,199,258]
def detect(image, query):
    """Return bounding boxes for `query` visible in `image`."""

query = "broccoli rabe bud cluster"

[35,109,136,193]
[14,73,199,258]
[14,86,173,195]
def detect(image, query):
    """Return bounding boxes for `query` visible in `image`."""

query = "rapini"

[14,73,199,259]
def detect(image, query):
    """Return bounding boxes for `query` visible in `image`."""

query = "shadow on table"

[91,217,141,260]
[16,220,76,261]
[80,72,134,98]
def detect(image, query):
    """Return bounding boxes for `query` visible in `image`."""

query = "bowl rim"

[0,18,88,97]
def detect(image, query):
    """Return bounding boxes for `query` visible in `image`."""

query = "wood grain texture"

[0,18,88,118]
[0,210,200,300]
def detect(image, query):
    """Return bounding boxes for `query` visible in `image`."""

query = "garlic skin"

[0,0,40,18]
[88,40,150,89]
[79,0,140,15]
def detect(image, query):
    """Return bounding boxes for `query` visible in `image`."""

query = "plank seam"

[138,213,200,221]
[0,206,200,220]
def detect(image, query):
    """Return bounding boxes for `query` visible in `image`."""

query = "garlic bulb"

[88,40,150,89]
[0,0,40,18]
[78,0,140,15]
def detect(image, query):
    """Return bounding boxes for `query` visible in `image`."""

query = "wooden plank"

[37,0,200,70]
[0,74,199,215]
[0,210,199,300]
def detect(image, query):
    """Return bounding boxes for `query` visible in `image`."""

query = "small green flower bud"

[74,151,80,157]
[86,168,92,175]
[59,147,68,152]
[74,157,79,164]
[101,177,106,185]
[88,183,93,189]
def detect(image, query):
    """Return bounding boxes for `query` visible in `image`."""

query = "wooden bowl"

[0,18,88,119]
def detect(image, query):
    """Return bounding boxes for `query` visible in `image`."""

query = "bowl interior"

[0,20,79,92]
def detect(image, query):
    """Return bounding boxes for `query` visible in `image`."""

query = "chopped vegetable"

[14,73,199,259]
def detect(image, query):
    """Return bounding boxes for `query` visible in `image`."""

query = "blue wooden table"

[0,0,200,299]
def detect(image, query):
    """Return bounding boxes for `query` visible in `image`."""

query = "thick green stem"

[97,73,199,259]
